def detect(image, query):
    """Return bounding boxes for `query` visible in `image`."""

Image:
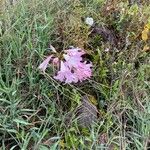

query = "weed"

[0,0,150,149]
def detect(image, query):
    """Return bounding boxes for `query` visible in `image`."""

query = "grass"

[0,0,150,149]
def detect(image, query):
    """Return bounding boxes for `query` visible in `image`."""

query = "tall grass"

[0,0,150,149]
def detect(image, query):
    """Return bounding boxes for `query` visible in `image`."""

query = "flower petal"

[38,55,53,72]
[54,61,79,83]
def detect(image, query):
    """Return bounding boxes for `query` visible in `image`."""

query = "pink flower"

[38,55,53,72]
[39,55,59,72]
[52,57,59,65]
[63,48,85,69]
[38,47,92,83]
[74,62,92,81]
[63,54,82,68]
[64,48,85,56]
[54,61,78,83]
[54,50,92,83]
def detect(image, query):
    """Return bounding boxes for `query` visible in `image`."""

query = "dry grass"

[0,0,150,149]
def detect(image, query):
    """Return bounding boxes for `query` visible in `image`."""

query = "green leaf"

[39,145,49,150]
[13,119,31,125]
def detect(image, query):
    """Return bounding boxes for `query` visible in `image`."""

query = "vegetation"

[0,0,150,149]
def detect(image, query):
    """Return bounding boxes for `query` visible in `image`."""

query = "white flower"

[85,17,94,26]
[104,48,110,52]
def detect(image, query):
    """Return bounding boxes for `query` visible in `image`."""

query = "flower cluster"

[39,48,92,84]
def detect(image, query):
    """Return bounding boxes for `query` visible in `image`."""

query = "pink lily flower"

[52,57,59,65]
[74,63,92,81]
[38,55,53,72]
[38,47,92,83]
[54,61,78,83]
[64,48,85,56]
[63,54,82,68]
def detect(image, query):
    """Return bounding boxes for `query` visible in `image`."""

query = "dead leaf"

[143,45,149,52]
[142,30,149,41]
[144,23,150,30]
[59,139,65,149]
[88,95,98,106]
[142,23,150,41]
[76,95,98,127]
[91,25,118,46]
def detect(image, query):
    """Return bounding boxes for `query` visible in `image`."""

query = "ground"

[0,0,150,149]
